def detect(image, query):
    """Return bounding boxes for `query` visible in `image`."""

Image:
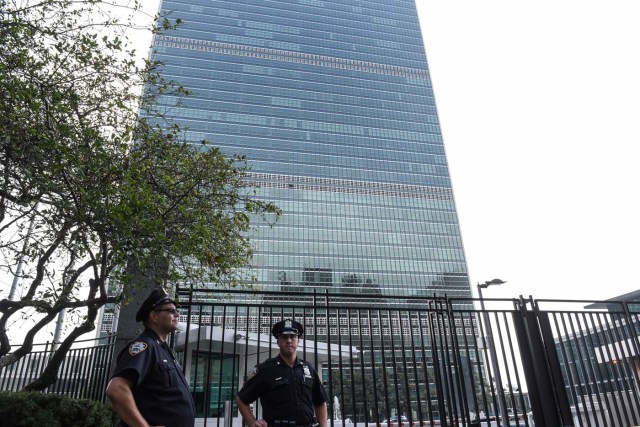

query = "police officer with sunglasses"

[106,287,195,427]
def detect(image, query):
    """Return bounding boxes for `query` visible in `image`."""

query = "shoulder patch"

[247,364,259,380]
[128,341,148,356]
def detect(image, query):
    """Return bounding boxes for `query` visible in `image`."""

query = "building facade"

[147,0,470,298]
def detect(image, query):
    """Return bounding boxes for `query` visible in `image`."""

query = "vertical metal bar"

[590,311,622,427]
[96,334,116,402]
[558,312,588,425]
[310,290,317,374]
[605,309,636,426]
[14,352,26,390]
[369,309,382,424]
[229,305,239,427]
[214,305,228,425]
[356,307,369,426]
[574,311,608,427]
[471,307,489,424]
[326,290,336,427]
[501,309,526,426]
[428,308,446,425]
[451,302,476,425]
[407,309,423,426]
[398,310,412,425]
[59,346,73,396]
[78,347,91,398]
[443,300,463,424]
[476,305,499,424]
[334,308,349,424]
[537,309,574,426]
[347,307,357,425]
[378,309,391,422]
[241,297,252,422]
[432,308,448,424]
[181,286,194,374]
[613,306,640,423]
[389,309,402,422]
[461,310,481,424]
[192,303,204,419]
[566,311,598,427]
[0,362,6,390]
[416,308,434,426]
[598,313,625,425]
[494,310,516,425]
[512,304,542,427]
[96,337,113,402]
[539,309,570,427]
[549,312,581,425]
[622,303,640,398]
[622,303,640,425]
[336,298,349,424]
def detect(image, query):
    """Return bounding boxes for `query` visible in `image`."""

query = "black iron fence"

[2,291,640,427]
[172,289,640,427]
[0,333,115,401]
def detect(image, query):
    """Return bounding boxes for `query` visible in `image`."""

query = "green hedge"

[0,391,117,426]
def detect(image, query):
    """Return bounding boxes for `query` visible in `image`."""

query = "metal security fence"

[2,291,640,427]
[172,289,640,427]
[0,333,115,401]
[174,289,479,426]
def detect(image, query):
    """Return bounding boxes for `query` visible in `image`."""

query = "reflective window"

[148,0,470,297]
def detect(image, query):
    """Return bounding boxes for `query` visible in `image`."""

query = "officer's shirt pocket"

[269,377,290,404]
[158,359,176,387]
[303,376,314,390]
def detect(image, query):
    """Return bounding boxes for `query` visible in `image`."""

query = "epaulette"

[257,357,279,367]
[247,357,278,381]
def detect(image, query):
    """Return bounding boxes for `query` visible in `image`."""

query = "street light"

[477,279,510,427]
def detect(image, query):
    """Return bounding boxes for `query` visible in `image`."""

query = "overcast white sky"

[416,1,640,301]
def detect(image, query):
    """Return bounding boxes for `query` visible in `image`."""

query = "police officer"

[237,319,328,427]
[106,287,195,427]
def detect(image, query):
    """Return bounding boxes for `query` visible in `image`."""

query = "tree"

[0,0,279,390]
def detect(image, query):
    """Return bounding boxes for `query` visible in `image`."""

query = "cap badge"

[285,319,292,328]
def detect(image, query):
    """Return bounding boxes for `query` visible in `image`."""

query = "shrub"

[0,391,117,426]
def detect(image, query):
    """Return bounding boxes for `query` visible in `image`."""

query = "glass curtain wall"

[149,0,470,298]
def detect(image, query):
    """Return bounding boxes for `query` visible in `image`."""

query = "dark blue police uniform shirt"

[237,355,328,425]
[112,329,195,427]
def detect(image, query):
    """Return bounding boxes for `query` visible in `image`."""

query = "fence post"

[224,400,233,427]
[512,297,573,427]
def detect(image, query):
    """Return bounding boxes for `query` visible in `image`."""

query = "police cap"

[135,287,177,322]
[271,318,304,338]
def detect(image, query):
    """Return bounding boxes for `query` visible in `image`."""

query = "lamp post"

[477,279,510,427]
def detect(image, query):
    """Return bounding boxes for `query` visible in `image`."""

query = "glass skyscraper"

[150,0,470,298]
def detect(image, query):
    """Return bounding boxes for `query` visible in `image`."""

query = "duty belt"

[270,420,319,427]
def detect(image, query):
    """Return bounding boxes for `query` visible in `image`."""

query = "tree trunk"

[22,312,98,391]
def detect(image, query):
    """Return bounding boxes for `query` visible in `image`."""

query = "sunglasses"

[153,308,180,315]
